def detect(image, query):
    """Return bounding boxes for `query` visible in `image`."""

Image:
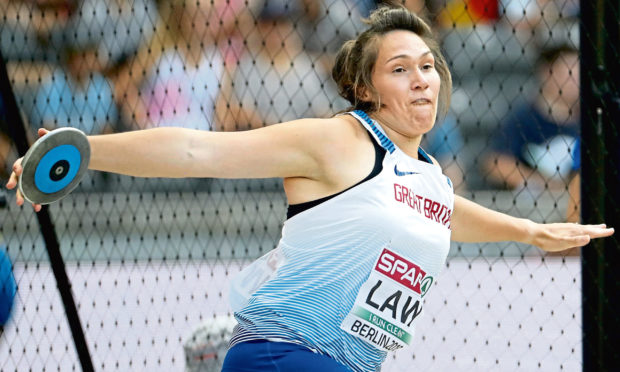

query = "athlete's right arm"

[6,118,345,209]
[87,121,331,179]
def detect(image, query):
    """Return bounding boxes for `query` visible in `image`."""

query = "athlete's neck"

[370,113,423,159]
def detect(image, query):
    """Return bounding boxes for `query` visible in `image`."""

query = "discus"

[18,128,90,205]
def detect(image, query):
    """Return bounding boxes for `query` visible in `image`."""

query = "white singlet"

[230,110,454,371]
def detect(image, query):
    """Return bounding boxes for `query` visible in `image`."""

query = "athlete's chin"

[408,114,435,133]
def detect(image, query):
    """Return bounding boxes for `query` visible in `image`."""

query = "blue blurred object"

[0,246,16,326]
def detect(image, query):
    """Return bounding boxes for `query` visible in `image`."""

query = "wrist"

[519,218,540,246]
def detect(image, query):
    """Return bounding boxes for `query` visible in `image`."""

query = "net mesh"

[0,0,603,371]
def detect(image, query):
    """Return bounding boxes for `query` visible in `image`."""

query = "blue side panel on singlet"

[353,110,395,153]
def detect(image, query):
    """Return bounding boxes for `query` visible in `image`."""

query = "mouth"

[411,98,432,105]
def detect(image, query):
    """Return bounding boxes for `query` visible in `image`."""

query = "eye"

[422,63,434,70]
[392,66,406,73]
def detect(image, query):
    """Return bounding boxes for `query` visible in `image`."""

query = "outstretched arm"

[6,118,342,210]
[85,123,319,179]
[450,195,614,252]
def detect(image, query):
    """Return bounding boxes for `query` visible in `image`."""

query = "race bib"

[340,247,434,352]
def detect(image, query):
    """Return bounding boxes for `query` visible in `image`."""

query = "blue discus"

[18,128,90,205]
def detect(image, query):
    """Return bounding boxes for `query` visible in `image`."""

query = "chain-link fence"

[0,0,617,371]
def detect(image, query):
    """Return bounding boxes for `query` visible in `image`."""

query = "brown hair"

[332,6,452,117]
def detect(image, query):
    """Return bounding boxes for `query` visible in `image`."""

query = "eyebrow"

[385,50,433,64]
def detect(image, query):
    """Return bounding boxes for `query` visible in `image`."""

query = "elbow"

[183,130,216,177]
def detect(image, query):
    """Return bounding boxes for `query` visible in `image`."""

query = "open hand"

[528,222,614,252]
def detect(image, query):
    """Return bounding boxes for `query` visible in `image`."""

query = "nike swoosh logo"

[394,165,421,176]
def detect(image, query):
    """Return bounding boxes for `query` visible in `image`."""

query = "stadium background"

[0,0,618,371]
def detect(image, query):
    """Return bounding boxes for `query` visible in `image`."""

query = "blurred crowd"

[0,0,580,197]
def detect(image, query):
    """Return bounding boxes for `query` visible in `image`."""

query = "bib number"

[340,248,434,352]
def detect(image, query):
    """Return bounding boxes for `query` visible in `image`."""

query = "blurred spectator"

[0,133,10,182]
[558,138,580,256]
[302,0,366,56]
[353,0,377,16]
[499,0,547,29]
[0,0,76,62]
[1,0,156,70]
[0,94,13,181]
[209,0,249,69]
[421,114,467,193]
[566,139,579,222]
[436,0,499,28]
[499,0,579,31]
[216,5,346,131]
[2,0,156,134]
[240,0,366,89]
[482,44,579,191]
[116,0,243,130]
[62,0,158,73]
[28,44,119,134]
[380,0,428,18]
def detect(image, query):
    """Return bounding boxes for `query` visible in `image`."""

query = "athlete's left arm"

[450,195,614,252]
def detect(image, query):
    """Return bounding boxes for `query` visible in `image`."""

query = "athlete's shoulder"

[301,113,360,128]
[329,113,371,139]
[279,114,366,143]
[276,114,352,128]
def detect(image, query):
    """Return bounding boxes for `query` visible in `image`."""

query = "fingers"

[13,184,42,212]
[589,228,614,239]
[555,223,614,240]
[6,157,42,212]
[551,224,614,251]
[6,159,23,190]
[15,187,24,206]
[6,169,18,190]
[580,224,614,239]
[5,128,47,212]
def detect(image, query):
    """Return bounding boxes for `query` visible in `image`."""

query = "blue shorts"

[222,339,352,371]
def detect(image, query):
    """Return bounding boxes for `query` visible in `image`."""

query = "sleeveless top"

[229,110,454,372]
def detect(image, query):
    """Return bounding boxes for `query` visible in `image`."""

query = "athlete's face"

[368,31,441,138]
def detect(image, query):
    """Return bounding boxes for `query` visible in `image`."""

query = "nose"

[410,68,430,91]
